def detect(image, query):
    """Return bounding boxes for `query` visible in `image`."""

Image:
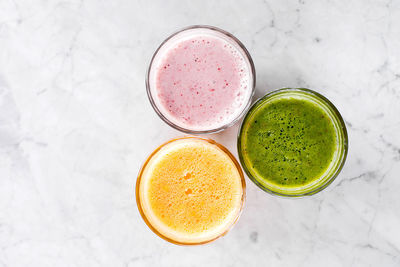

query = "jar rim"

[146,25,256,134]
[237,88,348,197]
[136,136,246,245]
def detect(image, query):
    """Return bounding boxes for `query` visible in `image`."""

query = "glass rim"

[145,25,256,134]
[237,88,348,197]
[136,136,246,245]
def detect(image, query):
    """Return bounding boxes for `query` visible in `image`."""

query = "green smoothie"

[238,89,346,195]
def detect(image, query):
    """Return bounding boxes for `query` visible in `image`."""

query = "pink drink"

[147,27,254,132]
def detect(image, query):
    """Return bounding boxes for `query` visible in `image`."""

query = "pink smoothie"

[151,30,253,131]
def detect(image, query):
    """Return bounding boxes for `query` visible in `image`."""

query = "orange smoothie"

[136,137,245,245]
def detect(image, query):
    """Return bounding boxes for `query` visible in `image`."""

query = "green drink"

[238,88,348,196]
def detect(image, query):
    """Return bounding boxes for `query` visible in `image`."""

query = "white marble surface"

[1,0,400,266]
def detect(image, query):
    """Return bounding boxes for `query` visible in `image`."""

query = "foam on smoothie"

[138,138,244,244]
[149,28,253,131]
[239,91,341,193]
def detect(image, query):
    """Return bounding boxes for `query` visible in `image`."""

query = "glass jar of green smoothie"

[238,88,348,197]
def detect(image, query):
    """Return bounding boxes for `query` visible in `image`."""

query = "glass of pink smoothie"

[146,25,255,134]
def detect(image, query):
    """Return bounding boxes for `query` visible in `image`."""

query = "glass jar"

[136,136,246,245]
[146,25,255,134]
[237,88,348,197]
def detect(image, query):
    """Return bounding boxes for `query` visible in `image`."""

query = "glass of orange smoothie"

[136,136,246,245]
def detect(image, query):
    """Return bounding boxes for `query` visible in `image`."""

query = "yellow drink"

[136,137,245,245]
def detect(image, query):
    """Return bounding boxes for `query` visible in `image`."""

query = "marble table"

[1,0,400,266]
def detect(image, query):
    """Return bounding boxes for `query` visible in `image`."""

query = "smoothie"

[147,26,254,132]
[238,89,347,196]
[137,137,245,244]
